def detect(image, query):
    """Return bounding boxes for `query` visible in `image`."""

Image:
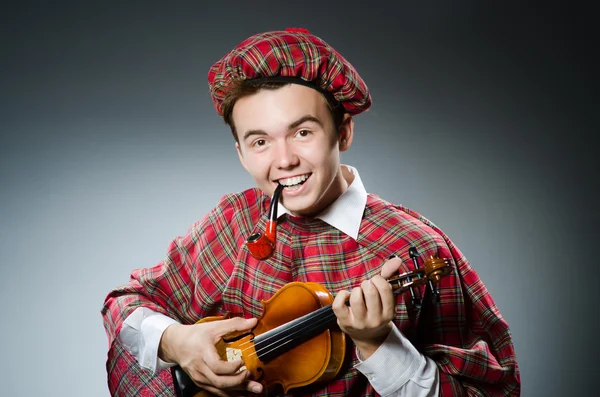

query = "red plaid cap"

[208,28,371,116]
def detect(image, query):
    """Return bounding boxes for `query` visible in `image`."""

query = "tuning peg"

[405,247,423,308]
[426,253,442,303]
[411,247,444,305]
[408,246,420,269]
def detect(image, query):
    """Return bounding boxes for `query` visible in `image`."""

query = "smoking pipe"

[246,183,284,260]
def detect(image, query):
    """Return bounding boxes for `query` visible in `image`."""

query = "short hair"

[221,80,347,143]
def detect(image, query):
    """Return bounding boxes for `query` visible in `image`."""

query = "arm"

[101,216,218,348]
[332,260,439,397]
[119,307,178,372]
[101,193,253,396]
[101,224,215,395]
[399,206,521,396]
[418,250,520,396]
[333,210,520,396]
[355,324,440,397]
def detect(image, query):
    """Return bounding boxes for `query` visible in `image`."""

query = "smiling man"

[233,84,352,218]
[102,29,520,396]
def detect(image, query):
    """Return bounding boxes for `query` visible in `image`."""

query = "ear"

[236,142,249,172]
[338,113,354,152]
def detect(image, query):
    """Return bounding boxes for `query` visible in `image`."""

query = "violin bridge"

[226,347,247,372]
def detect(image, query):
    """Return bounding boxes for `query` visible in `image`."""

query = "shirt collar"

[276,165,367,240]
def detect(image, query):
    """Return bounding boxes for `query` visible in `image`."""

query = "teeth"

[279,174,310,186]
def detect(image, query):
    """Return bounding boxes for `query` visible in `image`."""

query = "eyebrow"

[242,115,324,141]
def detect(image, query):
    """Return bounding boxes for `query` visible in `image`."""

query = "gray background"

[1,1,596,396]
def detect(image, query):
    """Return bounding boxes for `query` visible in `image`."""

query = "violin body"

[175,282,346,396]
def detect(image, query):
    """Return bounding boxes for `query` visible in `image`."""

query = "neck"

[287,165,353,218]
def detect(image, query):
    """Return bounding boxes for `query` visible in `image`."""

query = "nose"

[274,141,299,169]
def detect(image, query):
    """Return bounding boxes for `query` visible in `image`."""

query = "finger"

[361,279,383,320]
[349,286,366,321]
[245,380,263,394]
[198,340,238,371]
[381,256,404,279]
[204,368,252,390]
[205,352,247,376]
[331,290,350,312]
[332,290,351,316]
[371,275,395,319]
[216,317,257,337]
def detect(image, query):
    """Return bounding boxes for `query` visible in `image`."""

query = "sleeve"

[119,307,179,372]
[355,324,439,396]
[100,194,244,395]
[408,210,521,396]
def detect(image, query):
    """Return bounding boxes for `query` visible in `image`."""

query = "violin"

[172,255,452,397]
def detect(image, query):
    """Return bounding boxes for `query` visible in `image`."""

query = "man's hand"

[332,256,404,359]
[159,317,263,397]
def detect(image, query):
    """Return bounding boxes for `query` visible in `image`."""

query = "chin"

[285,198,320,217]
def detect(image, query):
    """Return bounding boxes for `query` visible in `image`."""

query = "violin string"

[250,306,333,353]
[267,303,339,342]
[259,310,338,358]
[230,310,333,360]
[244,309,338,360]
[226,307,337,361]
[222,304,335,355]
[240,316,336,361]
[261,310,336,354]
[224,305,330,356]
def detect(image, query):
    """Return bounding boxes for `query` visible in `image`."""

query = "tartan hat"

[208,28,371,116]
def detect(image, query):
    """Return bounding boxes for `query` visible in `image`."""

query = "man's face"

[233,84,353,217]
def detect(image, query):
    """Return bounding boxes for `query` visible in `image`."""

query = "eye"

[296,129,311,138]
[252,139,266,147]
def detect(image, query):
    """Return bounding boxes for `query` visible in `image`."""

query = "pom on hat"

[208,28,371,116]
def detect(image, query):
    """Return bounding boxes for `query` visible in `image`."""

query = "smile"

[277,173,311,190]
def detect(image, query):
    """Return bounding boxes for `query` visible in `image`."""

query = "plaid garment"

[102,189,520,396]
[207,29,371,116]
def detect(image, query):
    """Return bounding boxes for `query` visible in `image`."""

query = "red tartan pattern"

[207,29,371,116]
[102,189,520,396]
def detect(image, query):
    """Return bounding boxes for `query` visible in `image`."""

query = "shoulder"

[364,194,465,262]
[362,194,453,255]
[191,188,269,236]
[214,188,268,218]
[365,194,440,231]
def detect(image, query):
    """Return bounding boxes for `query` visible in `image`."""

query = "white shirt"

[119,165,439,396]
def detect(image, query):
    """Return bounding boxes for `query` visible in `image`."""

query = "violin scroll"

[388,255,453,303]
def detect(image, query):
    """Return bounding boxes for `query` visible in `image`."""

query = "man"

[102,28,520,396]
